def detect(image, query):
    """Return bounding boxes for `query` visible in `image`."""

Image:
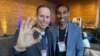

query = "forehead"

[57,6,68,12]
[38,7,51,15]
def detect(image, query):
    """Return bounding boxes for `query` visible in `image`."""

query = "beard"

[58,18,67,25]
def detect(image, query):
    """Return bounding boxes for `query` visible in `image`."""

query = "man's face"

[36,7,51,29]
[56,6,69,25]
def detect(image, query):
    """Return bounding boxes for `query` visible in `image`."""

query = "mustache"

[57,18,68,24]
[57,19,65,24]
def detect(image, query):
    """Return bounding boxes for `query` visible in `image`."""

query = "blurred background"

[0,0,100,36]
[0,0,100,56]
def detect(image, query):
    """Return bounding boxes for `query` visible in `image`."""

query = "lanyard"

[58,28,68,42]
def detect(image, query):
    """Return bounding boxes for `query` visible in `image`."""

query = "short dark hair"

[36,5,51,15]
[55,4,69,14]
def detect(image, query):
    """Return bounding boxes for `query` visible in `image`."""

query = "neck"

[59,23,67,30]
[39,28,45,32]
[36,25,45,32]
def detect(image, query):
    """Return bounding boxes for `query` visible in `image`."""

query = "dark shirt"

[59,28,66,41]
[55,28,67,56]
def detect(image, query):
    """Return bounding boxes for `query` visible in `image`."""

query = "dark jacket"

[9,28,54,56]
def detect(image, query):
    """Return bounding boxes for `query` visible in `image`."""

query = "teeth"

[61,19,65,22]
[42,23,46,26]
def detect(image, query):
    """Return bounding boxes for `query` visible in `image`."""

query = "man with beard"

[50,4,83,56]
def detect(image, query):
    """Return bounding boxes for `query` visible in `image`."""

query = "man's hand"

[15,17,41,52]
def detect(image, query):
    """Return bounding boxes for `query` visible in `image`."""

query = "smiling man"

[10,5,54,56]
[50,4,83,56]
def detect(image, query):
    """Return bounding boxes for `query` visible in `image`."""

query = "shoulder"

[68,22,81,30]
[49,24,58,29]
[68,22,82,35]
[49,24,58,32]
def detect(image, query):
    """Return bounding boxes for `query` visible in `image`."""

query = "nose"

[43,17,47,22]
[60,13,64,19]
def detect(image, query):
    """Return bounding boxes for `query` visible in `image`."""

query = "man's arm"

[76,28,84,56]
[12,47,25,56]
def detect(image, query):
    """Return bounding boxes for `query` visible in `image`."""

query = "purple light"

[16,1,22,29]
[52,0,61,5]
[17,16,22,29]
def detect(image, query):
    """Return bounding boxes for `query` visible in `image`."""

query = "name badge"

[41,50,47,56]
[58,42,66,52]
